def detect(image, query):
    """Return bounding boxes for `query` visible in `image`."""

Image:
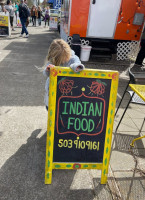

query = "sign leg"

[45,168,52,184]
[101,169,108,184]
[45,140,53,184]
[45,131,53,184]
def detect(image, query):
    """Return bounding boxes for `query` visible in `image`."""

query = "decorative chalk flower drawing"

[58,78,75,95]
[88,79,107,95]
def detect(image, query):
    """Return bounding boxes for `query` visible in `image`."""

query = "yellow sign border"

[45,67,119,184]
[0,13,10,36]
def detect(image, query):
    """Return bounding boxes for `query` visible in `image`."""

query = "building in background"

[47,0,61,9]
[53,0,61,9]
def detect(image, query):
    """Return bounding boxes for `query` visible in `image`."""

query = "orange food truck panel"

[67,0,145,41]
[69,0,90,37]
[114,0,145,41]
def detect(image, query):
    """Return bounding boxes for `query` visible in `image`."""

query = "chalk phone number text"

[58,139,100,150]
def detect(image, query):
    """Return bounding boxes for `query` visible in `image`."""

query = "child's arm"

[43,64,54,77]
[70,63,85,72]
[69,50,85,72]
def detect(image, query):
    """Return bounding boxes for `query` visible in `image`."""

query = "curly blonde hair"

[47,39,71,66]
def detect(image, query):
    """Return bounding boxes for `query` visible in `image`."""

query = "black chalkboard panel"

[0,26,9,36]
[53,76,111,163]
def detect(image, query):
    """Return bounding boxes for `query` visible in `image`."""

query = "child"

[43,39,85,110]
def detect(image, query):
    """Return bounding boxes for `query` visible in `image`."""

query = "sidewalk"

[0,25,145,200]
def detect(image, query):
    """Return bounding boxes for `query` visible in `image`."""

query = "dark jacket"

[38,10,42,19]
[19,3,30,19]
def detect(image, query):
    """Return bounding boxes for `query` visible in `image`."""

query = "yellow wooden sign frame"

[0,13,10,37]
[45,67,119,184]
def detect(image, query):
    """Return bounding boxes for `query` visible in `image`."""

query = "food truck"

[60,0,145,58]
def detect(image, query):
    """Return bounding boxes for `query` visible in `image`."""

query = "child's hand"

[70,63,85,72]
[46,64,54,71]
[76,65,83,72]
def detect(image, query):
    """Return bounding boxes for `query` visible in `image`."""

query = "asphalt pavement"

[0,22,145,200]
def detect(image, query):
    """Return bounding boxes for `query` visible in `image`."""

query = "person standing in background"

[15,2,19,25]
[24,0,29,27]
[131,27,145,72]
[134,38,145,68]
[44,6,50,28]
[19,0,30,37]
[5,0,16,31]
[37,6,42,26]
[31,5,38,26]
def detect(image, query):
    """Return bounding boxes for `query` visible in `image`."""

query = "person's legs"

[20,18,28,35]
[34,16,36,26]
[10,16,13,29]
[32,16,34,25]
[45,19,49,27]
[15,12,17,25]
[47,18,49,26]
[135,40,145,65]
[38,18,41,26]
[20,18,24,34]
[11,17,15,30]
[25,18,29,27]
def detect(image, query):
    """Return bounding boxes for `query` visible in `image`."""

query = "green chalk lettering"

[81,118,88,131]
[62,101,69,114]
[88,119,95,132]
[95,102,102,116]
[67,117,75,129]
[74,118,81,131]
[88,103,95,116]
[82,102,89,116]
[76,102,83,115]
[69,102,76,114]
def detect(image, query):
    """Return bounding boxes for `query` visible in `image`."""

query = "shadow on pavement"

[109,131,145,199]
[0,129,95,200]
[0,32,59,107]
[113,132,145,156]
[110,164,145,199]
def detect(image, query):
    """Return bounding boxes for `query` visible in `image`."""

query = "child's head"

[47,39,71,66]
